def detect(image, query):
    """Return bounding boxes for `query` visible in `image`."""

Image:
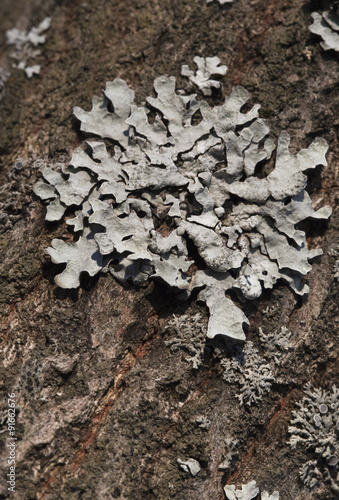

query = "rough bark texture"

[0,0,338,499]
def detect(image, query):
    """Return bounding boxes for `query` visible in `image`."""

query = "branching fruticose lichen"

[221,326,293,406]
[288,383,339,492]
[221,342,274,406]
[165,313,207,369]
[34,71,331,342]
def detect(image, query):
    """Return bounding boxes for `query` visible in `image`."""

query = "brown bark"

[0,0,338,499]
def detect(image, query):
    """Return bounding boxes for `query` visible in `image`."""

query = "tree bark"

[0,0,338,499]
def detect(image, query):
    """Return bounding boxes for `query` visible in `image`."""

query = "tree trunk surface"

[0,0,338,499]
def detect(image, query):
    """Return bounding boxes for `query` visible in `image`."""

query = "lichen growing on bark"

[309,8,339,52]
[221,341,275,406]
[181,56,227,95]
[288,383,339,492]
[6,17,51,78]
[164,313,207,369]
[34,71,331,342]
[224,480,279,500]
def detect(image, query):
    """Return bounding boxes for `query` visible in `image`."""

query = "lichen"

[221,342,275,406]
[164,313,207,369]
[309,7,339,52]
[335,260,339,280]
[224,480,279,500]
[288,383,339,492]
[220,325,293,405]
[181,56,227,95]
[34,69,331,342]
[6,17,51,78]
[258,326,292,365]
[218,437,239,471]
[177,457,201,476]
[0,67,10,95]
[196,415,211,429]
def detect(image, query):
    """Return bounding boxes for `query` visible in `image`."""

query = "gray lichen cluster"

[221,341,275,406]
[309,8,339,52]
[165,313,207,369]
[34,72,331,342]
[6,17,51,78]
[221,326,292,406]
[224,480,279,500]
[258,326,292,365]
[288,383,339,492]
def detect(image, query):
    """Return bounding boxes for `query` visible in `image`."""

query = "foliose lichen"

[309,7,339,52]
[224,480,279,500]
[34,69,331,342]
[181,56,227,95]
[288,383,339,492]
[6,17,51,78]
[177,457,201,476]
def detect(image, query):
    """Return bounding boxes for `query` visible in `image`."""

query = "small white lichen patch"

[329,248,339,281]
[335,260,339,280]
[177,457,201,476]
[0,67,10,92]
[288,383,339,492]
[261,492,280,500]
[258,326,293,365]
[218,437,239,470]
[6,17,51,78]
[224,480,279,500]
[309,8,339,52]
[34,70,331,343]
[6,17,51,47]
[221,342,275,406]
[196,415,211,429]
[181,56,227,95]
